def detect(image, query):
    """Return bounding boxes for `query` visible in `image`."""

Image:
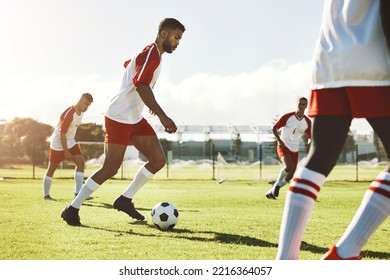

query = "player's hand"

[64,150,72,160]
[149,109,156,116]
[161,117,177,134]
[278,141,287,149]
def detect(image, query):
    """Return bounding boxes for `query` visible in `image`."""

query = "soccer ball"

[151,202,179,231]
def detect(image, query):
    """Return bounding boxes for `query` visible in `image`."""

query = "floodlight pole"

[212,144,216,180]
[355,144,359,182]
[259,143,262,180]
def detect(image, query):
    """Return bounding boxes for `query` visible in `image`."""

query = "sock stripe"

[370,179,390,199]
[292,178,321,192]
[289,178,321,201]
[369,187,390,199]
[289,187,318,201]
[374,179,390,187]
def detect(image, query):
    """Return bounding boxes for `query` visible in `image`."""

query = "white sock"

[71,177,100,209]
[275,168,287,187]
[43,176,52,197]
[74,171,84,194]
[277,167,326,259]
[122,166,154,199]
[277,178,288,188]
[336,172,390,258]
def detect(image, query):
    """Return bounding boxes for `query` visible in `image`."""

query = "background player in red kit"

[266,97,311,200]
[61,18,185,226]
[43,93,93,201]
[276,0,390,259]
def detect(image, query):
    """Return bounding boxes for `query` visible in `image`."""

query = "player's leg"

[61,143,127,226]
[120,118,165,199]
[68,144,86,196]
[327,117,390,259]
[266,149,295,199]
[113,135,165,221]
[43,149,64,201]
[43,161,60,200]
[277,114,352,259]
[73,143,127,207]
[122,135,165,199]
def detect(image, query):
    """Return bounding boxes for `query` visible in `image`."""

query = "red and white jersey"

[50,106,83,151]
[105,43,162,124]
[274,112,311,152]
[312,0,390,89]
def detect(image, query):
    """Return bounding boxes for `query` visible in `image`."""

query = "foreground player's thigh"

[131,135,166,172]
[71,155,85,171]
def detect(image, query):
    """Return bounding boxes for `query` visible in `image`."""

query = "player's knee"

[99,164,120,179]
[106,167,119,178]
[151,157,166,171]
[76,161,85,171]
[285,167,294,174]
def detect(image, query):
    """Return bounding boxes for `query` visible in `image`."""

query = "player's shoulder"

[61,106,76,117]
[281,112,296,120]
[303,114,312,124]
[135,43,160,65]
[139,43,160,57]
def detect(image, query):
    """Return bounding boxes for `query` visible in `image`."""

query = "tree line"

[0,118,105,167]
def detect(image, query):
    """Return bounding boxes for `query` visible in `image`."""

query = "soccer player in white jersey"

[43,93,93,201]
[276,0,390,259]
[266,97,311,200]
[61,18,185,226]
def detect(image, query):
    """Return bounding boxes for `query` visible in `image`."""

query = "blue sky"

[0,0,372,133]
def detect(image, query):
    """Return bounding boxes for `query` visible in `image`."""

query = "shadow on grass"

[76,202,390,260]
[82,200,200,213]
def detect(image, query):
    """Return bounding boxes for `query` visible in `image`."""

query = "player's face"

[297,99,308,113]
[162,28,183,54]
[79,98,92,112]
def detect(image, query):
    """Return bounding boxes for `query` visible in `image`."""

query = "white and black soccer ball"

[151,202,179,231]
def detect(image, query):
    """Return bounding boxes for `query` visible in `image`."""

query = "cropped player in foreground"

[43,93,93,201]
[276,0,390,259]
[61,18,185,226]
[265,97,311,200]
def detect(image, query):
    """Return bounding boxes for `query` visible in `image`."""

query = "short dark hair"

[158,18,185,33]
[81,93,93,103]
[297,96,308,103]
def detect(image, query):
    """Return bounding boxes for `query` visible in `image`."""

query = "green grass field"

[0,165,389,260]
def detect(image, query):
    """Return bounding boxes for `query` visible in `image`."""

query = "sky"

[0,0,373,134]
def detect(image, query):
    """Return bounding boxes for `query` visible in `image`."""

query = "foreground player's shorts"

[49,144,82,163]
[104,117,156,146]
[277,145,299,167]
[309,86,390,118]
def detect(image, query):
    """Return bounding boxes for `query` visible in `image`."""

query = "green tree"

[373,132,386,162]
[75,123,105,161]
[75,123,105,142]
[2,118,53,177]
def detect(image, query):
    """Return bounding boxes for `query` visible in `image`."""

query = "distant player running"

[276,0,390,260]
[266,97,311,200]
[43,93,93,201]
[61,18,185,226]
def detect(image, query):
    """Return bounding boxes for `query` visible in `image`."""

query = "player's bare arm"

[272,125,286,148]
[136,83,177,134]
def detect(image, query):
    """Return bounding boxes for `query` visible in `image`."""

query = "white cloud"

[1,59,372,134]
[154,60,312,126]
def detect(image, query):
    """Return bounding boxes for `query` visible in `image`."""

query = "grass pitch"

[0,175,389,260]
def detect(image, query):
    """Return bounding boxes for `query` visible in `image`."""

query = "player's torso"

[50,107,82,150]
[106,43,161,124]
[279,113,309,152]
[312,0,390,88]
